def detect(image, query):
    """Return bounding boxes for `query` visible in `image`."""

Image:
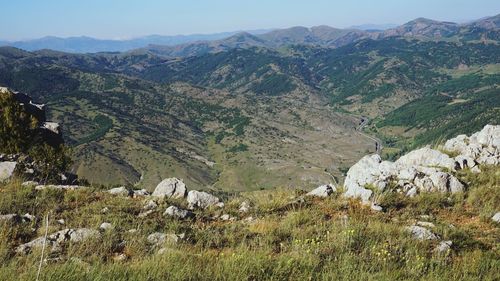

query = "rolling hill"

[0,15,498,190]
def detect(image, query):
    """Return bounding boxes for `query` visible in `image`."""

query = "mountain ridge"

[2,14,499,54]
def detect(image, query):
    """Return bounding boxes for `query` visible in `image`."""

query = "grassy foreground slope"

[0,165,499,280]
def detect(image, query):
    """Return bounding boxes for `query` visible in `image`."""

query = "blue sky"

[1,0,499,40]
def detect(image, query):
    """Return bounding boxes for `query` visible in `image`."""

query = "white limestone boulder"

[152,178,187,199]
[186,190,223,209]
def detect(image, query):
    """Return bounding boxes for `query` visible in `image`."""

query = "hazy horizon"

[1,0,499,41]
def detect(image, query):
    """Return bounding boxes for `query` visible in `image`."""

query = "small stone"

[186,190,223,209]
[101,207,109,214]
[406,225,439,240]
[143,200,158,211]
[147,232,181,247]
[370,204,383,212]
[108,186,131,196]
[492,212,500,223]
[57,219,65,225]
[99,222,113,231]
[133,189,150,197]
[435,240,452,253]
[22,181,39,187]
[306,184,336,198]
[239,201,251,213]
[220,214,231,221]
[138,210,154,218]
[21,213,35,222]
[243,216,255,223]
[163,206,193,220]
[0,214,21,223]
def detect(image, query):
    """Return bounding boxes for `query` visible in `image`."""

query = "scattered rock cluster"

[16,228,100,254]
[151,177,224,210]
[343,125,499,204]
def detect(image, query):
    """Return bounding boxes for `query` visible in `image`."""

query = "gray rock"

[379,161,398,179]
[152,178,187,199]
[41,122,60,135]
[470,125,500,149]
[220,214,231,221]
[35,185,87,191]
[163,206,193,219]
[186,190,223,209]
[429,171,451,192]
[108,186,131,196]
[444,134,469,155]
[454,155,477,170]
[21,213,35,222]
[306,184,336,198]
[68,228,101,243]
[344,154,382,203]
[22,181,39,187]
[133,189,149,197]
[143,200,158,211]
[0,161,17,182]
[370,204,383,212]
[16,228,100,254]
[147,232,181,247]
[99,222,113,231]
[405,225,439,240]
[398,167,418,181]
[0,214,21,223]
[492,212,500,223]
[239,201,251,213]
[406,186,418,197]
[396,147,456,171]
[138,210,154,218]
[448,175,465,193]
[435,240,453,253]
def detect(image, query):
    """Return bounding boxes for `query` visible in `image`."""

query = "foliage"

[0,90,72,182]
[0,91,38,153]
[75,114,113,145]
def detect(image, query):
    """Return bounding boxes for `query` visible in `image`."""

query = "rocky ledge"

[343,125,499,206]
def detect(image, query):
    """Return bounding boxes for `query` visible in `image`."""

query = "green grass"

[0,166,499,280]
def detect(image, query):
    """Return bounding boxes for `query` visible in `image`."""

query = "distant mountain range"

[1,14,498,54]
[0,29,273,53]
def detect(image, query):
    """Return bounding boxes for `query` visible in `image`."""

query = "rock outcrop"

[343,125,499,204]
[444,125,500,167]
